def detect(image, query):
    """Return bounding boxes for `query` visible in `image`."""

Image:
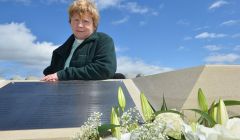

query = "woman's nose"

[77,22,84,27]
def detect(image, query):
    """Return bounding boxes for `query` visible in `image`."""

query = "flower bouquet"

[72,87,240,140]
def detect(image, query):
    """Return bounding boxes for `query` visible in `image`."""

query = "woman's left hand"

[41,73,59,82]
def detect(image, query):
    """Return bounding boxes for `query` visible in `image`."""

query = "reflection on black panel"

[0,81,135,130]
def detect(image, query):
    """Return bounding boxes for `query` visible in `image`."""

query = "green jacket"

[43,32,117,80]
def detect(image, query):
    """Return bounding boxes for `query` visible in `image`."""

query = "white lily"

[183,118,240,140]
[154,113,184,139]
[103,133,131,140]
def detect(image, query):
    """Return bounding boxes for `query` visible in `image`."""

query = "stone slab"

[0,81,135,131]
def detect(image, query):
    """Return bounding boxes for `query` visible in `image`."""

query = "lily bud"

[209,101,217,122]
[198,88,208,112]
[111,107,121,139]
[118,86,126,112]
[217,99,229,125]
[140,92,154,122]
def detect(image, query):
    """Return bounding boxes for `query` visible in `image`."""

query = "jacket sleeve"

[57,35,117,80]
[43,50,62,76]
[43,52,55,75]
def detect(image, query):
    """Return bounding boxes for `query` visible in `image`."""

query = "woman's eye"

[83,20,89,24]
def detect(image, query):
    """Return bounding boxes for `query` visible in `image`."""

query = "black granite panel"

[0,81,135,130]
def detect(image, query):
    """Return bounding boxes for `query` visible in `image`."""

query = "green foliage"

[161,94,168,111]
[186,109,216,127]
[188,88,240,127]
[109,86,141,139]
[110,107,121,139]
[155,110,185,118]
[98,124,120,137]
[214,100,240,107]
[155,94,184,118]
[74,86,240,140]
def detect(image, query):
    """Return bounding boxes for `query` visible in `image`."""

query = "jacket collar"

[55,32,98,56]
[83,31,98,43]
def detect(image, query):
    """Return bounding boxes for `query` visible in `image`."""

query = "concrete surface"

[133,65,240,120]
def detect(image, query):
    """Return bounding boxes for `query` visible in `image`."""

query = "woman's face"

[70,12,95,40]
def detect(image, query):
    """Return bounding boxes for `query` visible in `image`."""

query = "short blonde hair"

[68,0,99,29]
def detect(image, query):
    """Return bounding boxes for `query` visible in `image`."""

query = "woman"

[42,0,117,81]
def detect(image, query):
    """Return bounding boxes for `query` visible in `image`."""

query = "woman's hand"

[41,73,59,82]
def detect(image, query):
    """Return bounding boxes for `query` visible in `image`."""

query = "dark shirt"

[43,32,117,80]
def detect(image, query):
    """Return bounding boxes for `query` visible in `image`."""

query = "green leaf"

[160,94,168,111]
[198,88,208,112]
[230,115,240,119]
[98,124,120,137]
[186,109,216,127]
[118,86,126,112]
[155,110,185,118]
[214,100,240,107]
[140,92,154,122]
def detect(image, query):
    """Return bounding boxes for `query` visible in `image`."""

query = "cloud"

[177,46,186,51]
[204,53,240,64]
[115,46,129,53]
[195,32,227,39]
[221,20,240,26]
[93,0,122,10]
[233,45,240,51]
[2,0,156,16]
[194,26,209,31]
[232,33,240,38]
[94,0,155,15]
[177,20,190,26]
[120,2,149,14]
[117,56,172,78]
[209,0,228,10]
[112,16,129,25]
[0,22,57,77]
[122,2,159,16]
[203,45,222,51]
[139,21,147,26]
[183,36,192,41]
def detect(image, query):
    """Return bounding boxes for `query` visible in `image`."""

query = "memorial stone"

[0,81,135,130]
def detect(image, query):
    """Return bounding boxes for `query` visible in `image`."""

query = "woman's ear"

[94,27,97,31]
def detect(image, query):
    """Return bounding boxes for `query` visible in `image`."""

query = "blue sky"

[0,0,240,79]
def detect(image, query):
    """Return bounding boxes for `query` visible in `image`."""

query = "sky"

[0,0,240,79]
